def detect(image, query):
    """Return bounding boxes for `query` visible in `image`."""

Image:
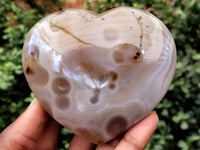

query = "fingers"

[0,99,60,150]
[115,112,159,150]
[0,99,157,150]
[70,112,158,150]
[96,135,123,150]
[68,135,96,150]
[35,118,60,149]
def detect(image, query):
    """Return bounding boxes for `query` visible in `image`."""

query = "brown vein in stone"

[132,12,143,50]
[51,23,92,46]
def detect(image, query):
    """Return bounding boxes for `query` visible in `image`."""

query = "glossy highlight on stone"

[22,7,176,145]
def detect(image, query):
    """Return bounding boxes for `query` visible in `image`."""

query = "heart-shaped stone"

[22,7,176,145]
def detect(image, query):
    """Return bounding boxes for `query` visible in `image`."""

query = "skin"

[0,99,159,150]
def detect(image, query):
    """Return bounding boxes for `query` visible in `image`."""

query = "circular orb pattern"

[106,116,128,136]
[22,7,176,145]
[55,96,70,109]
[51,77,70,95]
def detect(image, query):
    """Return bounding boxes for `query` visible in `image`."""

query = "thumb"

[0,99,50,149]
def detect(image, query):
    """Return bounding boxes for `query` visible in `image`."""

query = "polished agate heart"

[22,7,176,144]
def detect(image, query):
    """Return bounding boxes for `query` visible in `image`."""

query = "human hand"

[0,99,60,150]
[68,111,159,150]
[0,99,159,150]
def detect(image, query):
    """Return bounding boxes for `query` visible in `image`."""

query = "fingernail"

[28,99,37,108]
